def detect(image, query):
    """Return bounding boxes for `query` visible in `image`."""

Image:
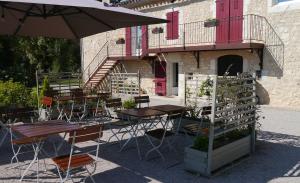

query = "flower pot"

[116,38,125,44]
[152,27,163,34]
[204,20,219,27]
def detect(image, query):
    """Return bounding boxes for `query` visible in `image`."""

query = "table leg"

[20,140,43,182]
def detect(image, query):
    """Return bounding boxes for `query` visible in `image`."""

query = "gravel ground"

[0,101,299,183]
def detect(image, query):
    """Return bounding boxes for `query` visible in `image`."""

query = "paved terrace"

[0,100,299,183]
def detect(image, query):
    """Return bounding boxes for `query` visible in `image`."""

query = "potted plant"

[204,18,219,27]
[184,128,251,175]
[116,38,125,44]
[122,98,137,109]
[152,27,164,34]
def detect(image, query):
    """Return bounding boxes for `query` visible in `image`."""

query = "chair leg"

[145,135,165,161]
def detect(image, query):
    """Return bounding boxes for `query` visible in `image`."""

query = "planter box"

[184,135,251,175]
[204,20,219,27]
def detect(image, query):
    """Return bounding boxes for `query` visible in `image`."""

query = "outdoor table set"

[54,94,102,123]
[0,102,189,182]
[11,120,81,181]
[117,105,188,160]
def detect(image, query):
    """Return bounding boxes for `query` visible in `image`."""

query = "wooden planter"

[204,20,219,27]
[184,135,251,176]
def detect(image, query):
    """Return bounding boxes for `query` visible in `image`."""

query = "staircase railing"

[83,41,108,85]
[260,15,284,70]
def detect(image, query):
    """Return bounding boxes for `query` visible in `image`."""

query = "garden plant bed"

[184,135,251,175]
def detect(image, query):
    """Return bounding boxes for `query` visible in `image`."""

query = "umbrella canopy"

[0,0,166,39]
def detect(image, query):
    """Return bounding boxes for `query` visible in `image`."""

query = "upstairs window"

[166,11,179,40]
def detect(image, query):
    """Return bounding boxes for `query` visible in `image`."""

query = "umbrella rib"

[61,15,79,39]
[14,5,34,36]
[76,8,115,30]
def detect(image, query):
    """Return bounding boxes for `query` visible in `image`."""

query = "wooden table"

[117,108,165,159]
[12,120,80,138]
[150,105,188,114]
[12,121,81,181]
[118,108,165,118]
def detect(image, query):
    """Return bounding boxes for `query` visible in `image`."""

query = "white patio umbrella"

[0,0,166,39]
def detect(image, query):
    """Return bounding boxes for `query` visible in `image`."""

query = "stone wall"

[81,0,300,109]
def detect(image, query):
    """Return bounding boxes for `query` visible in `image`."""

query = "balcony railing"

[83,14,284,85]
[106,14,283,57]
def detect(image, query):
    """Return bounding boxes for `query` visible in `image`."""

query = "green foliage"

[192,136,209,152]
[40,76,51,98]
[0,80,35,107]
[122,99,136,109]
[197,78,213,97]
[0,36,80,87]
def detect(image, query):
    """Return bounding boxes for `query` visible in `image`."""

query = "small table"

[117,108,165,159]
[150,105,188,114]
[12,121,81,181]
[150,105,189,133]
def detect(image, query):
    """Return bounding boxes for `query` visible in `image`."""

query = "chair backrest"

[201,106,212,116]
[105,98,122,108]
[41,96,53,107]
[69,124,104,144]
[134,96,150,108]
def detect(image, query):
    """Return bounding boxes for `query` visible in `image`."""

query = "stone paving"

[0,102,299,183]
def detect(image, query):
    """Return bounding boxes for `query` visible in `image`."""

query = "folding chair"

[145,112,183,161]
[51,124,104,183]
[104,98,132,146]
[39,96,53,120]
[134,96,150,108]
[183,106,211,138]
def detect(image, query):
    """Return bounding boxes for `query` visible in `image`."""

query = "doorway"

[172,63,179,96]
[216,0,243,43]
[217,55,243,76]
[154,61,167,96]
[131,26,142,56]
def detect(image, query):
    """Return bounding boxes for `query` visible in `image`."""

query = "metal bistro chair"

[183,106,212,138]
[145,111,184,161]
[134,96,150,108]
[51,124,104,183]
[39,96,54,120]
[104,98,132,146]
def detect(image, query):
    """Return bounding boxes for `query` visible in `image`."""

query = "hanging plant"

[152,27,164,34]
[116,38,125,44]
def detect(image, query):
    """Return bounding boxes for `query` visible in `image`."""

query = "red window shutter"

[166,11,179,40]
[172,11,179,39]
[142,25,148,55]
[125,27,131,56]
[166,12,173,40]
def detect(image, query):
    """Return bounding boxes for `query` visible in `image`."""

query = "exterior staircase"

[83,42,120,89]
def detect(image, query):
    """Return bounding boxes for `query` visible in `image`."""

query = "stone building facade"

[81,0,300,109]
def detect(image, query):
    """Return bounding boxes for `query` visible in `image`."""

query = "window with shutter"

[166,11,179,40]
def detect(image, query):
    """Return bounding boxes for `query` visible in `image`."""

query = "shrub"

[122,99,136,109]
[192,136,209,152]
[0,80,35,107]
